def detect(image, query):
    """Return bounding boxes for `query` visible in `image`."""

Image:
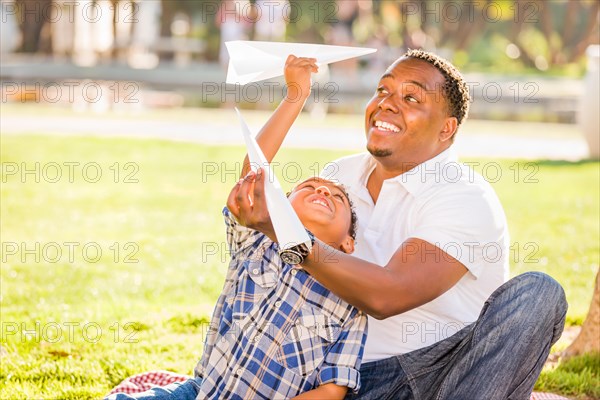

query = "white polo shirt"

[325,147,510,362]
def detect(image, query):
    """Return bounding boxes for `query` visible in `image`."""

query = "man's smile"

[369,118,402,137]
[374,120,401,133]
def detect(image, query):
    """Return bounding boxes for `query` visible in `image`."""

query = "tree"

[16,0,49,53]
[563,269,600,358]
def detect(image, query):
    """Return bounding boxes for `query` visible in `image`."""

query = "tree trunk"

[562,1,580,51]
[569,2,600,63]
[17,0,50,52]
[563,269,600,358]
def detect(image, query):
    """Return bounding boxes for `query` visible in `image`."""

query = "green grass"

[1,134,598,399]
[536,353,600,399]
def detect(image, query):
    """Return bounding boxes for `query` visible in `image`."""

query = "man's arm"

[302,238,467,319]
[228,170,468,319]
[239,55,318,179]
[291,383,347,400]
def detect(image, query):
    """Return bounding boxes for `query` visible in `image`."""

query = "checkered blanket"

[109,370,570,399]
[108,371,190,395]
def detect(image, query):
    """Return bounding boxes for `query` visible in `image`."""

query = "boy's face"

[288,177,355,254]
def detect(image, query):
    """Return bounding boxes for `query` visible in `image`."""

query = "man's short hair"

[403,49,470,127]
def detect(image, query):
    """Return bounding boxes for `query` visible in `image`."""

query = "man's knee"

[513,272,568,338]
[478,272,567,349]
[516,272,567,309]
[491,271,567,323]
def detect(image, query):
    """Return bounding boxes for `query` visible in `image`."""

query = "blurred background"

[1,0,599,157]
[1,1,599,398]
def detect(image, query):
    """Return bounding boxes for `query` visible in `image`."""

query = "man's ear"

[439,116,458,142]
[339,236,355,254]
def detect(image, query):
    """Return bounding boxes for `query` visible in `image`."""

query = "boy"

[194,174,366,399]
[200,56,369,400]
[194,55,366,399]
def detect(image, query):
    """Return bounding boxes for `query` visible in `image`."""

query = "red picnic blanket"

[109,370,570,399]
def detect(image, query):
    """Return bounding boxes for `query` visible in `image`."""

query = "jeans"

[106,377,202,400]
[346,272,568,400]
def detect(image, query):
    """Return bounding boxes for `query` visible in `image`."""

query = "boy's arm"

[292,311,367,399]
[239,55,318,179]
[291,383,347,400]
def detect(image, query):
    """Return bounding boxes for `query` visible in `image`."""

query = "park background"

[1,0,599,398]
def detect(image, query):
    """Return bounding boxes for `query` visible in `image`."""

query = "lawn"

[1,134,598,399]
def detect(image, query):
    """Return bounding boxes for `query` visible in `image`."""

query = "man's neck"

[366,146,451,203]
[366,164,396,204]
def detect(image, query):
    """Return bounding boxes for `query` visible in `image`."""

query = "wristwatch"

[279,229,315,265]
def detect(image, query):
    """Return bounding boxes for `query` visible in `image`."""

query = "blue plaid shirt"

[194,207,367,399]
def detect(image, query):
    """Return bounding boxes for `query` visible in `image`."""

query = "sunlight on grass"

[1,134,598,398]
[536,353,600,399]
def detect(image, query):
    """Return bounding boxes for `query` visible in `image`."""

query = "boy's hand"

[227,169,277,242]
[284,55,318,102]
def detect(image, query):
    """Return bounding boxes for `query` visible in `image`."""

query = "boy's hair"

[287,178,358,241]
[403,49,470,128]
[343,188,358,241]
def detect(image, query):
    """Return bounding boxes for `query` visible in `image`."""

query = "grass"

[1,134,598,399]
[536,353,600,399]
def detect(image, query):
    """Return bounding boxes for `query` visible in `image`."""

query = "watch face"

[280,249,302,265]
[296,243,310,257]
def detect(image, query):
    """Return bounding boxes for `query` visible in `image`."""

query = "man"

[229,49,567,399]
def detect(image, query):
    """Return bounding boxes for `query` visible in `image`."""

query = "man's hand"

[227,169,277,241]
[284,55,318,102]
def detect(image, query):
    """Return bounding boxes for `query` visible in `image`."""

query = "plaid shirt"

[194,207,367,399]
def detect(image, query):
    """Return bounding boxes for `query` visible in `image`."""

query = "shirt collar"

[346,154,377,204]
[345,147,458,200]
[393,147,458,196]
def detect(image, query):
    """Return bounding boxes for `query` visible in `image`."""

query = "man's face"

[288,177,354,253]
[364,57,456,170]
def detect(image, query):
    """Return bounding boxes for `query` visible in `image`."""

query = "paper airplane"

[226,41,377,85]
[235,108,311,251]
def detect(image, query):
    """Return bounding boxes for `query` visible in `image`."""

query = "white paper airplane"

[226,41,377,84]
[235,108,312,251]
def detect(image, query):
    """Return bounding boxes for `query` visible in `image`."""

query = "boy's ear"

[339,236,355,254]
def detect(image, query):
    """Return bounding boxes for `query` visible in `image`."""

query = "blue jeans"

[346,272,568,400]
[106,377,202,400]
